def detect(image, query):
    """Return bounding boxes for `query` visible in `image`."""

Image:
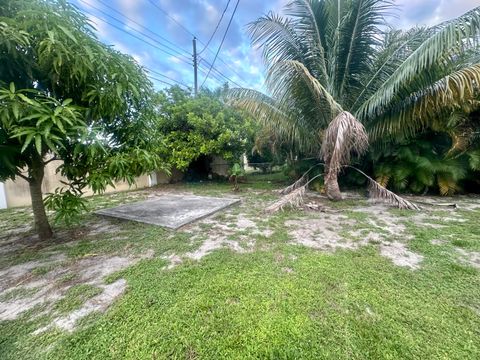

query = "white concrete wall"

[0,182,7,209]
[4,160,151,208]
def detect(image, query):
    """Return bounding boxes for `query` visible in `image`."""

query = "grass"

[0,174,479,359]
[54,285,103,314]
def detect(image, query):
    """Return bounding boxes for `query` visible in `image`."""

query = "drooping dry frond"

[367,178,420,210]
[278,173,308,195]
[265,186,306,213]
[321,111,369,175]
[347,166,420,210]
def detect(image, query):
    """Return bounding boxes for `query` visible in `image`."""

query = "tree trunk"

[28,156,53,240]
[325,169,342,201]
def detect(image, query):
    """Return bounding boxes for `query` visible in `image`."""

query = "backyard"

[1,173,479,359]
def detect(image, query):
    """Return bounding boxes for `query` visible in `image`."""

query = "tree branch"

[43,156,59,165]
[15,172,30,182]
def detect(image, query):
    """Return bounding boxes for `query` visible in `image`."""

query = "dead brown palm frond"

[347,166,421,210]
[277,163,324,195]
[368,179,421,210]
[278,173,308,195]
[265,166,421,213]
[321,111,369,175]
[265,185,306,213]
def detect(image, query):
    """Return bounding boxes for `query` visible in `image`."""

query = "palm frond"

[367,177,420,210]
[266,60,343,127]
[352,27,431,112]
[247,12,303,68]
[226,87,319,154]
[284,0,330,83]
[321,111,368,175]
[265,185,306,213]
[279,172,308,195]
[265,165,420,213]
[360,6,480,120]
[335,0,393,103]
[369,63,480,140]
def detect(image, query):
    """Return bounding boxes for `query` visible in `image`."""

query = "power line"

[198,0,232,55]
[82,9,191,65]
[146,0,245,85]
[144,66,190,89]
[199,58,243,88]
[197,66,226,87]
[201,0,240,87]
[147,75,175,87]
[91,0,190,56]
[146,0,197,39]
[78,0,190,61]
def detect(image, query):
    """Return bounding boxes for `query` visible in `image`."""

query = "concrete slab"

[95,194,240,229]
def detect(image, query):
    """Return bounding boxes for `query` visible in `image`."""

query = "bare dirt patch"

[286,217,367,251]
[0,253,145,331]
[380,242,423,269]
[36,279,127,333]
[182,210,272,261]
[286,194,425,269]
[455,248,480,269]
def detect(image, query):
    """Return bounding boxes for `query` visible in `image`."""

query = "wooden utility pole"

[192,37,198,96]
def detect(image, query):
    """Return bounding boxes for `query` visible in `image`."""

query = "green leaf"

[116,83,123,98]
[35,134,42,154]
[21,133,34,153]
[57,25,78,43]
[9,82,15,93]
[12,103,19,119]
[55,117,66,133]
[44,137,58,154]
[17,93,36,106]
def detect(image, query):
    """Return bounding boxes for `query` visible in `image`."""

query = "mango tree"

[0,0,165,240]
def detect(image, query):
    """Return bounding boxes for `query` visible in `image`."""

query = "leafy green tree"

[229,0,480,200]
[155,86,256,171]
[0,0,164,240]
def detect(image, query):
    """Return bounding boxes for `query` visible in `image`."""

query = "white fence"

[0,160,152,209]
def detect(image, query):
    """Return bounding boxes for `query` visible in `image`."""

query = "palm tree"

[228,0,480,201]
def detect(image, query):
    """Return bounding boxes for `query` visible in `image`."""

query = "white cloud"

[393,0,478,28]
[168,56,183,64]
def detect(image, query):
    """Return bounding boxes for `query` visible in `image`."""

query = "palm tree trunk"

[29,156,53,241]
[325,169,342,201]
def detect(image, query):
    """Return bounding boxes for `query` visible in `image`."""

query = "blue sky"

[71,0,479,92]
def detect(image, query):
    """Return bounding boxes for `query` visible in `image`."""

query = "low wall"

[3,160,151,208]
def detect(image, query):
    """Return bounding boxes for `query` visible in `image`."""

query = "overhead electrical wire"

[200,0,240,87]
[198,0,231,55]
[82,10,191,65]
[199,58,243,88]
[146,0,198,39]
[197,66,226,87]
[144,66,190,89]
[80,1,247,90]
[146,75,175,87]
[91,0,191,56]
[146,0,245,86]
[78,0,190,61]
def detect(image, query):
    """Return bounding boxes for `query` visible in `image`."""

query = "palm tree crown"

[229,0,480,200]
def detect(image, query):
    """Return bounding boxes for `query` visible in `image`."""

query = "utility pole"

[192,37,198,96]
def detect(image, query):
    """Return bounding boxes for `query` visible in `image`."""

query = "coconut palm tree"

[228,0,480,201]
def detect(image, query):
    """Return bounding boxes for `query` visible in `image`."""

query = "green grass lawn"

[0,174,479,359]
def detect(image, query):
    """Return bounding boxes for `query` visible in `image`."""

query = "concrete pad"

[95,194,240,229]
